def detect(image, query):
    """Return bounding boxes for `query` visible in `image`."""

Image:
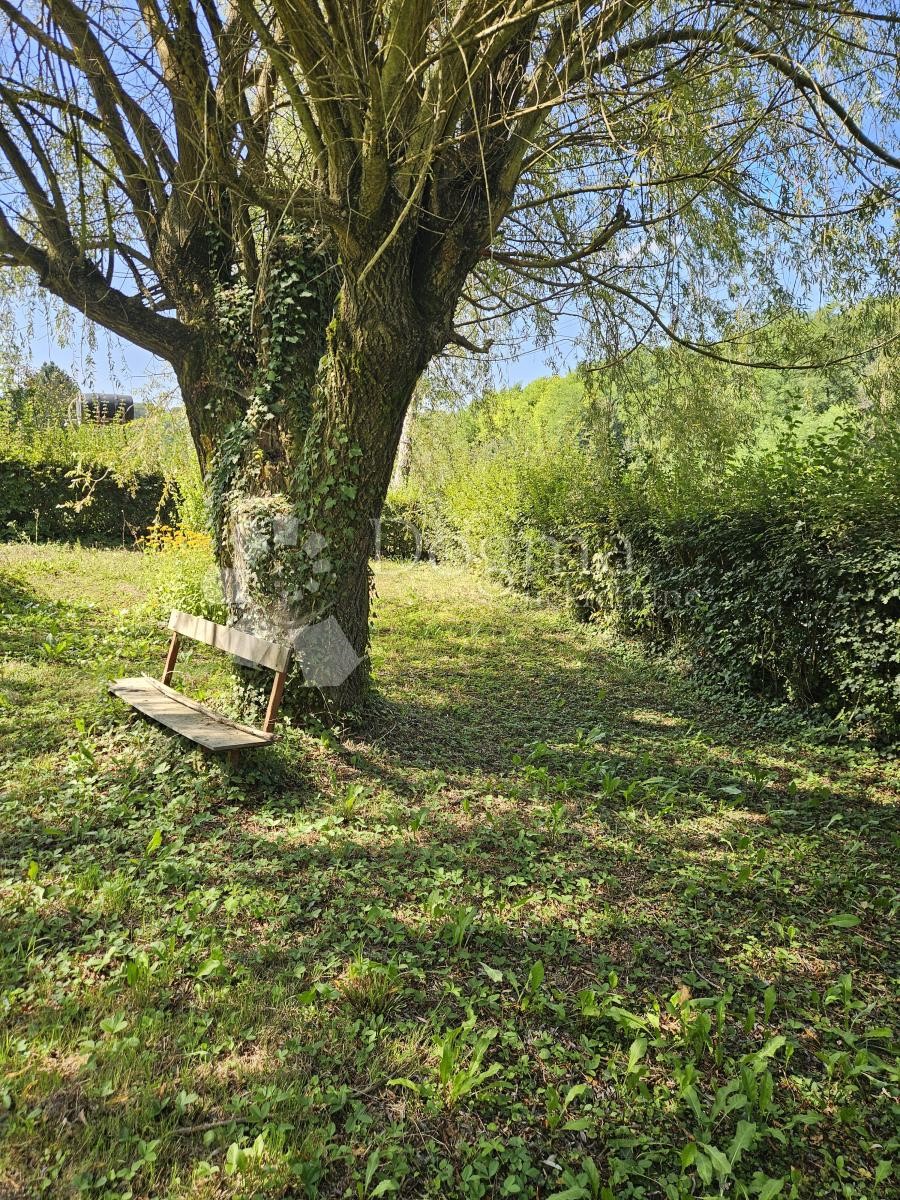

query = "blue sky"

[11,304,560,401]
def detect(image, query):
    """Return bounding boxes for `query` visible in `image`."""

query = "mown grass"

[0,544,897,1200]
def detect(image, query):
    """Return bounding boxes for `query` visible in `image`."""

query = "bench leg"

[263,669,287,733]
[226,749,241,770]
[161,632,180,686]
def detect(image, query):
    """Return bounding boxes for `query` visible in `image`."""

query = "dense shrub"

[400,382,900,735]
[377,487,433,560]
[0,388,206,531]
[0,458,177,545]
[575,424,899,734]
[579,514,899,735]
[434,446,615,596]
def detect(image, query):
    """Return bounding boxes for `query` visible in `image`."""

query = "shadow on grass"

[2,557,897,1196]
[5,776,891,1192]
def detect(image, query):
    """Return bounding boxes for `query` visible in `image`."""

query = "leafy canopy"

[0,2,897,371]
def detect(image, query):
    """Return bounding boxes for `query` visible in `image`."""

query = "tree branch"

[444,329,494,354]
[0,205,191,363]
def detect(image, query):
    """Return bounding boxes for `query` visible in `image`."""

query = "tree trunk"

[175,238,429,714]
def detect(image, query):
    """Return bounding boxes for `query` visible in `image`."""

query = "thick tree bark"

[175,236,432,713]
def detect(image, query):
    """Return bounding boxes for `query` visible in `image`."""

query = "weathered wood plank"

[109,676,273,751]
[168,610,292,673]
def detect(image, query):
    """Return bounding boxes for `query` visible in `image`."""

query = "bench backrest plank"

[168,610,291,673]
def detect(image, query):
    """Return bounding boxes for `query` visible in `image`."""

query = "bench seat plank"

[109,676,273,751]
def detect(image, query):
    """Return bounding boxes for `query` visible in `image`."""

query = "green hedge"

[379,486,900,734]
[393,412,900,737]
[574,512,899,735]
[0,458,177,546]
[466,505,900,737]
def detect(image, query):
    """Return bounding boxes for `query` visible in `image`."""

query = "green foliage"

[444,445,613,602]
[581,511,900,737]
[523,426,898,736]
[716,412,900,528]
[596,303,900,520]
[0,457,177,546]
[0,546,897,1198]
[0,369,204,535]
[400,370,615,585]
[574,417,900,735]
[6,362,80,428]
[205,232,338,579]
[143,527,226,623]
[378,485,430,560]
[397,320,900,735]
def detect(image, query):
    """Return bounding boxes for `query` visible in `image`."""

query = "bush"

[407,396,900,736]
[579,513,899,735]
[378,487,433,560]
[0,458,177,545]
[577,420,900,736]
[142,525,226,622]
[0,385,206,532]
[435,446,615,598]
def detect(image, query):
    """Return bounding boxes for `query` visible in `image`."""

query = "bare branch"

[0,204,191,361]
[445,328,494,354]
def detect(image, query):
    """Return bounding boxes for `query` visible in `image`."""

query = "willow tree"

[1,2,897,706]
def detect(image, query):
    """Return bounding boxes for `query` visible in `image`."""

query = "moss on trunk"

[176,235,428,712]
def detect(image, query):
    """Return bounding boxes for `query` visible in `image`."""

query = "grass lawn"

[0,543,897,1200]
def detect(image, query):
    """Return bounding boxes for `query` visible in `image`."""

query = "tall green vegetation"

[391,310,900,735]
[0,362,204,533]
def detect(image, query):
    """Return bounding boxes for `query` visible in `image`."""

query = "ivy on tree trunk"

[175,229,435,710]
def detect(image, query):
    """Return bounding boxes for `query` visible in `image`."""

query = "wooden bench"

[110,610,292,763]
